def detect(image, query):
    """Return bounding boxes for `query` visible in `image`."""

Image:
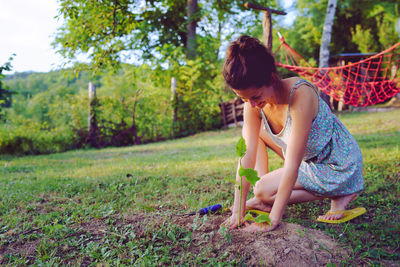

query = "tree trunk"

[186,0,198,59]
[319,0,337,109]
[319,0,337,68]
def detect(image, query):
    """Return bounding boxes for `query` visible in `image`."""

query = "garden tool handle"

[199,204,222,215]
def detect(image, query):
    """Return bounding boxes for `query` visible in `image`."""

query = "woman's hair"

[223,35,278,90]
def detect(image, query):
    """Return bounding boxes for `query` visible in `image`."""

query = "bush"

[0,119,77,155]
[0,62,227,155]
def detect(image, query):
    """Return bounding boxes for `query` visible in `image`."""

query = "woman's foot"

[245,197,272,213]
[318,193,357,221]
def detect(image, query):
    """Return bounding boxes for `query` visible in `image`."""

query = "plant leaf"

[243,213,255,222]
[239,166,260,186]
[236,136,246,157]
[254,214,271,225]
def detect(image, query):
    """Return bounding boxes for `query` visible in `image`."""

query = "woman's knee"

[253,180,275,203]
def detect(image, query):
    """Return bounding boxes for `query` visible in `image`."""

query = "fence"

[219,98,244,128]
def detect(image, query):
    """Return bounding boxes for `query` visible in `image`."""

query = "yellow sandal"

[317,207,366,224]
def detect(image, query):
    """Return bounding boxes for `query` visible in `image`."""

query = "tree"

[284,0,400,60]
[53,0,276,72]
[0,55,14,120]
[351,1,400,53]
[53,0,278,138]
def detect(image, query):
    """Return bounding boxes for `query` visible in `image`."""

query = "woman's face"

[233,85,274,109]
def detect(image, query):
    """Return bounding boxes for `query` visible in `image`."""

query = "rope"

[274,36,400,106]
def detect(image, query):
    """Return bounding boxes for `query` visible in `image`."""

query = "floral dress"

[260,79,364,197]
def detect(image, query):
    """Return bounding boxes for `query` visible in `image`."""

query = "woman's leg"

[245,128,287,211]
[252,167,357,220]
[253,168,323,205]
[246,127,356,220]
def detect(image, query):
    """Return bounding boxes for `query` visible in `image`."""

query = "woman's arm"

[268,85,318,226]
[228,102,261,228]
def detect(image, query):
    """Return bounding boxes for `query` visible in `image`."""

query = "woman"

[222,35,363,231]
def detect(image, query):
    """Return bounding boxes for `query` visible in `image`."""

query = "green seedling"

[235,136,271,227]
[218,225,232,243]
[242,211,271,226]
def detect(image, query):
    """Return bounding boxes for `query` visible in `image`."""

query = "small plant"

[235,136,271,227]
[218,224,232,243]
[298,228,306,238]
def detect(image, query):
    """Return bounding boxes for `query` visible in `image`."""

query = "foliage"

[0,70,92,154]
[351,25,378,54]
[243,211,271,225]
[50,0,274,149]
[0,59,226,154]
[171,58,223,136]
[0,118,77,155]
[278,0,400,60]
[0,55,15,120]
[53,0,275,74]
[235,135,246,157]
[238,167,259,187]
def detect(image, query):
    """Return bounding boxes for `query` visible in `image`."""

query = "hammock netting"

[274,37,400,107]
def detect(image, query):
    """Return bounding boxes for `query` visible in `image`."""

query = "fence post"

[219,98,227,128]
[244,2,286,51]
[262,10,273,52]
[88,81,97,147]
[171,77,178,136]
[231,102,238,127]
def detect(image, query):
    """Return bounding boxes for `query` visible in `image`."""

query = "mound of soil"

[169,213,348,266]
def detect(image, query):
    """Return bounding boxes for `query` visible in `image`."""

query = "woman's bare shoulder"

[290,81,319,119]
[282,76,302,87]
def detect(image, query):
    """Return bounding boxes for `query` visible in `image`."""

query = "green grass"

[1,109,400,265]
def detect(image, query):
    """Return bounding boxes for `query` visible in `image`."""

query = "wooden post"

[244,2,286,50]
[391,65,400,101]
[219,98,227,128]
[263,10,272,52]
[88,81,97,147]
[231,102,238,127]
[171,77,178,136]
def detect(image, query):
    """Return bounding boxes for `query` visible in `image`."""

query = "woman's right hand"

[221,213,244,230]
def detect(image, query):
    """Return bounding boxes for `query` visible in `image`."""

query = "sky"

[0,0,66,74]
[0,0,296,75]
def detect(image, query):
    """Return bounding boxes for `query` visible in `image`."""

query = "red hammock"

[274,37,400,106]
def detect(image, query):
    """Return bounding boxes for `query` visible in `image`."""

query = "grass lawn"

[1,109,399,265]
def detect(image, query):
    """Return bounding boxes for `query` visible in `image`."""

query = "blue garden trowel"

[178,204,222,216]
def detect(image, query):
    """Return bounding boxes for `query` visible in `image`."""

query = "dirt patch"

[0,212,361,266]
[114,212,350,266]
[168,213,348,266]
